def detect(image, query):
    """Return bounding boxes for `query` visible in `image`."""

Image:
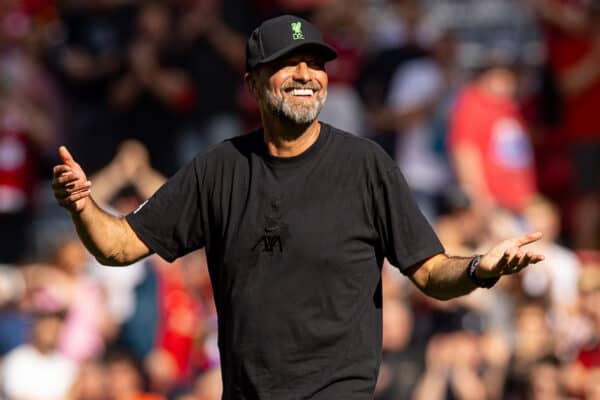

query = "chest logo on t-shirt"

[490,118,533,169]
[252,233,283,253]
[252,198,285,253]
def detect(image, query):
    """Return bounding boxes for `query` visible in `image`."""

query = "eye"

[306,59,326,70]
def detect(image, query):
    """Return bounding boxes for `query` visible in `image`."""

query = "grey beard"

[262,87,326,127]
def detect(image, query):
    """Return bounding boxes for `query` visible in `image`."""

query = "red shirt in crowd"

[155,259,201,383]
[577,339,600,369]
[544,3,600,141]
[449,84,537,212]
[0,113,36,214]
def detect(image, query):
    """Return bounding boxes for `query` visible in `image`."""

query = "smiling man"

[52,15,545,399]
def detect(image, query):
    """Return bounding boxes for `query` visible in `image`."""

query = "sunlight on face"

[256,52,328,126]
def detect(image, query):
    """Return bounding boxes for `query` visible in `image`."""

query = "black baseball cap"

[246,15,338,72]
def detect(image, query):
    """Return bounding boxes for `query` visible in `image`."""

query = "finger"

[498,249,518,274]
[507,250,522,270]
[53,177,89,191]
[528,254,545,264]
[515,252,533,270]
[59,146,76,165]
[52,173,80,187]
[512,252,545,274]
[54,187,82,200]
[502,248,518,267]
[53,165,72,176]
[496,251,511,270]
[67,189,91,203]
[58,189,91,206]
[53,181,91,198]
[514,232,543,247]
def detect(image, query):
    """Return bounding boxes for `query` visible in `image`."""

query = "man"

[1,305,78,400]
[53,15,544,399]
[448,48,537,215]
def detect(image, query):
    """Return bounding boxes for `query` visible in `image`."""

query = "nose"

[293,61,310,82]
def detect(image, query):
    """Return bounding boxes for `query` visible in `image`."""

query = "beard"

[261,81,327,128]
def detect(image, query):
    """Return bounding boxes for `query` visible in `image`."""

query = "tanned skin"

[53,51,544,297]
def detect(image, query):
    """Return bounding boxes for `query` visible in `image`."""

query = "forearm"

[410,233,544,301]
[412,254,477,300]
[70,197,147,266]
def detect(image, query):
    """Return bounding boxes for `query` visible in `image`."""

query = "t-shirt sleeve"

[374,164,445,273]
[125,159,205,262]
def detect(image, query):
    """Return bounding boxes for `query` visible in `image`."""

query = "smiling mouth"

[284,87,317,97]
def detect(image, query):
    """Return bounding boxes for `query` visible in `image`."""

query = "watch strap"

[467,255,500,289]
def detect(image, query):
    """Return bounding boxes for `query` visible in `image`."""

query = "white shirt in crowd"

[1,344,78,400]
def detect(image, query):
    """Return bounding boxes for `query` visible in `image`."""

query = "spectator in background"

[448,50,537,216]
[369,28,457,219]
[0,303,78,400]
[412,330,509,400]
[369,0,437,52]
[0,0,62,263]
[174,366,222,400]
[564,259,600,397]
[0,266,27,355]
[144,254,203,396]
[584,368,600,400]
[359,0,430,121]
[46,0,133,173]
[85,140,164,362]
[81,141,213,395]
[52,237,116,363]
[89,140,163,347]
[310,0,368,135]
[375,293,423,400]
[110,0,195,176]
[90,139,165,207]
[520,196,583,363]
[504,301,557,398]
[525,355,563,400]
[175,0,248,163]
[70,360,107,400]
[105,349,164,400]
[521,196,580,315]
[434,188,486,256]
[22,235,115,364]
[534,0,600,250]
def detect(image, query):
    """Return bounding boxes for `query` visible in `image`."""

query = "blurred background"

[0,0,599,398]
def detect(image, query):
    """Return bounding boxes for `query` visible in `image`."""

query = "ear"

[244,72,257,97]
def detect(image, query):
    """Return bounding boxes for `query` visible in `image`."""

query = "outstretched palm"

[477,232,545,279]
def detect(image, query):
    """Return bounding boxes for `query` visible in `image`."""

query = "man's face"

[250,52,328,126]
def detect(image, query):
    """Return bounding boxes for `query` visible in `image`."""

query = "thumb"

[513,231,543,247]
[59,146,76,165]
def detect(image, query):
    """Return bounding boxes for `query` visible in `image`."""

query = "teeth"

[291,89,314,96]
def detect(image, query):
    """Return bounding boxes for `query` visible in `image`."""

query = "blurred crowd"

[0,0,599,399]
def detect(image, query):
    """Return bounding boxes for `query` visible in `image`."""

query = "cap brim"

[251,42,338,70]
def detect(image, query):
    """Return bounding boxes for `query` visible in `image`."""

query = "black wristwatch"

[467,255,500,289]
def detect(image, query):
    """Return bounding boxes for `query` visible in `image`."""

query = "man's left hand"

[477,232,545,279]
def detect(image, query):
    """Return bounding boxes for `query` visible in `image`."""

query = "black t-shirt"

[126,123,444,399]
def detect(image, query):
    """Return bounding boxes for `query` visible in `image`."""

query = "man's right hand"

[52,146,92,214]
